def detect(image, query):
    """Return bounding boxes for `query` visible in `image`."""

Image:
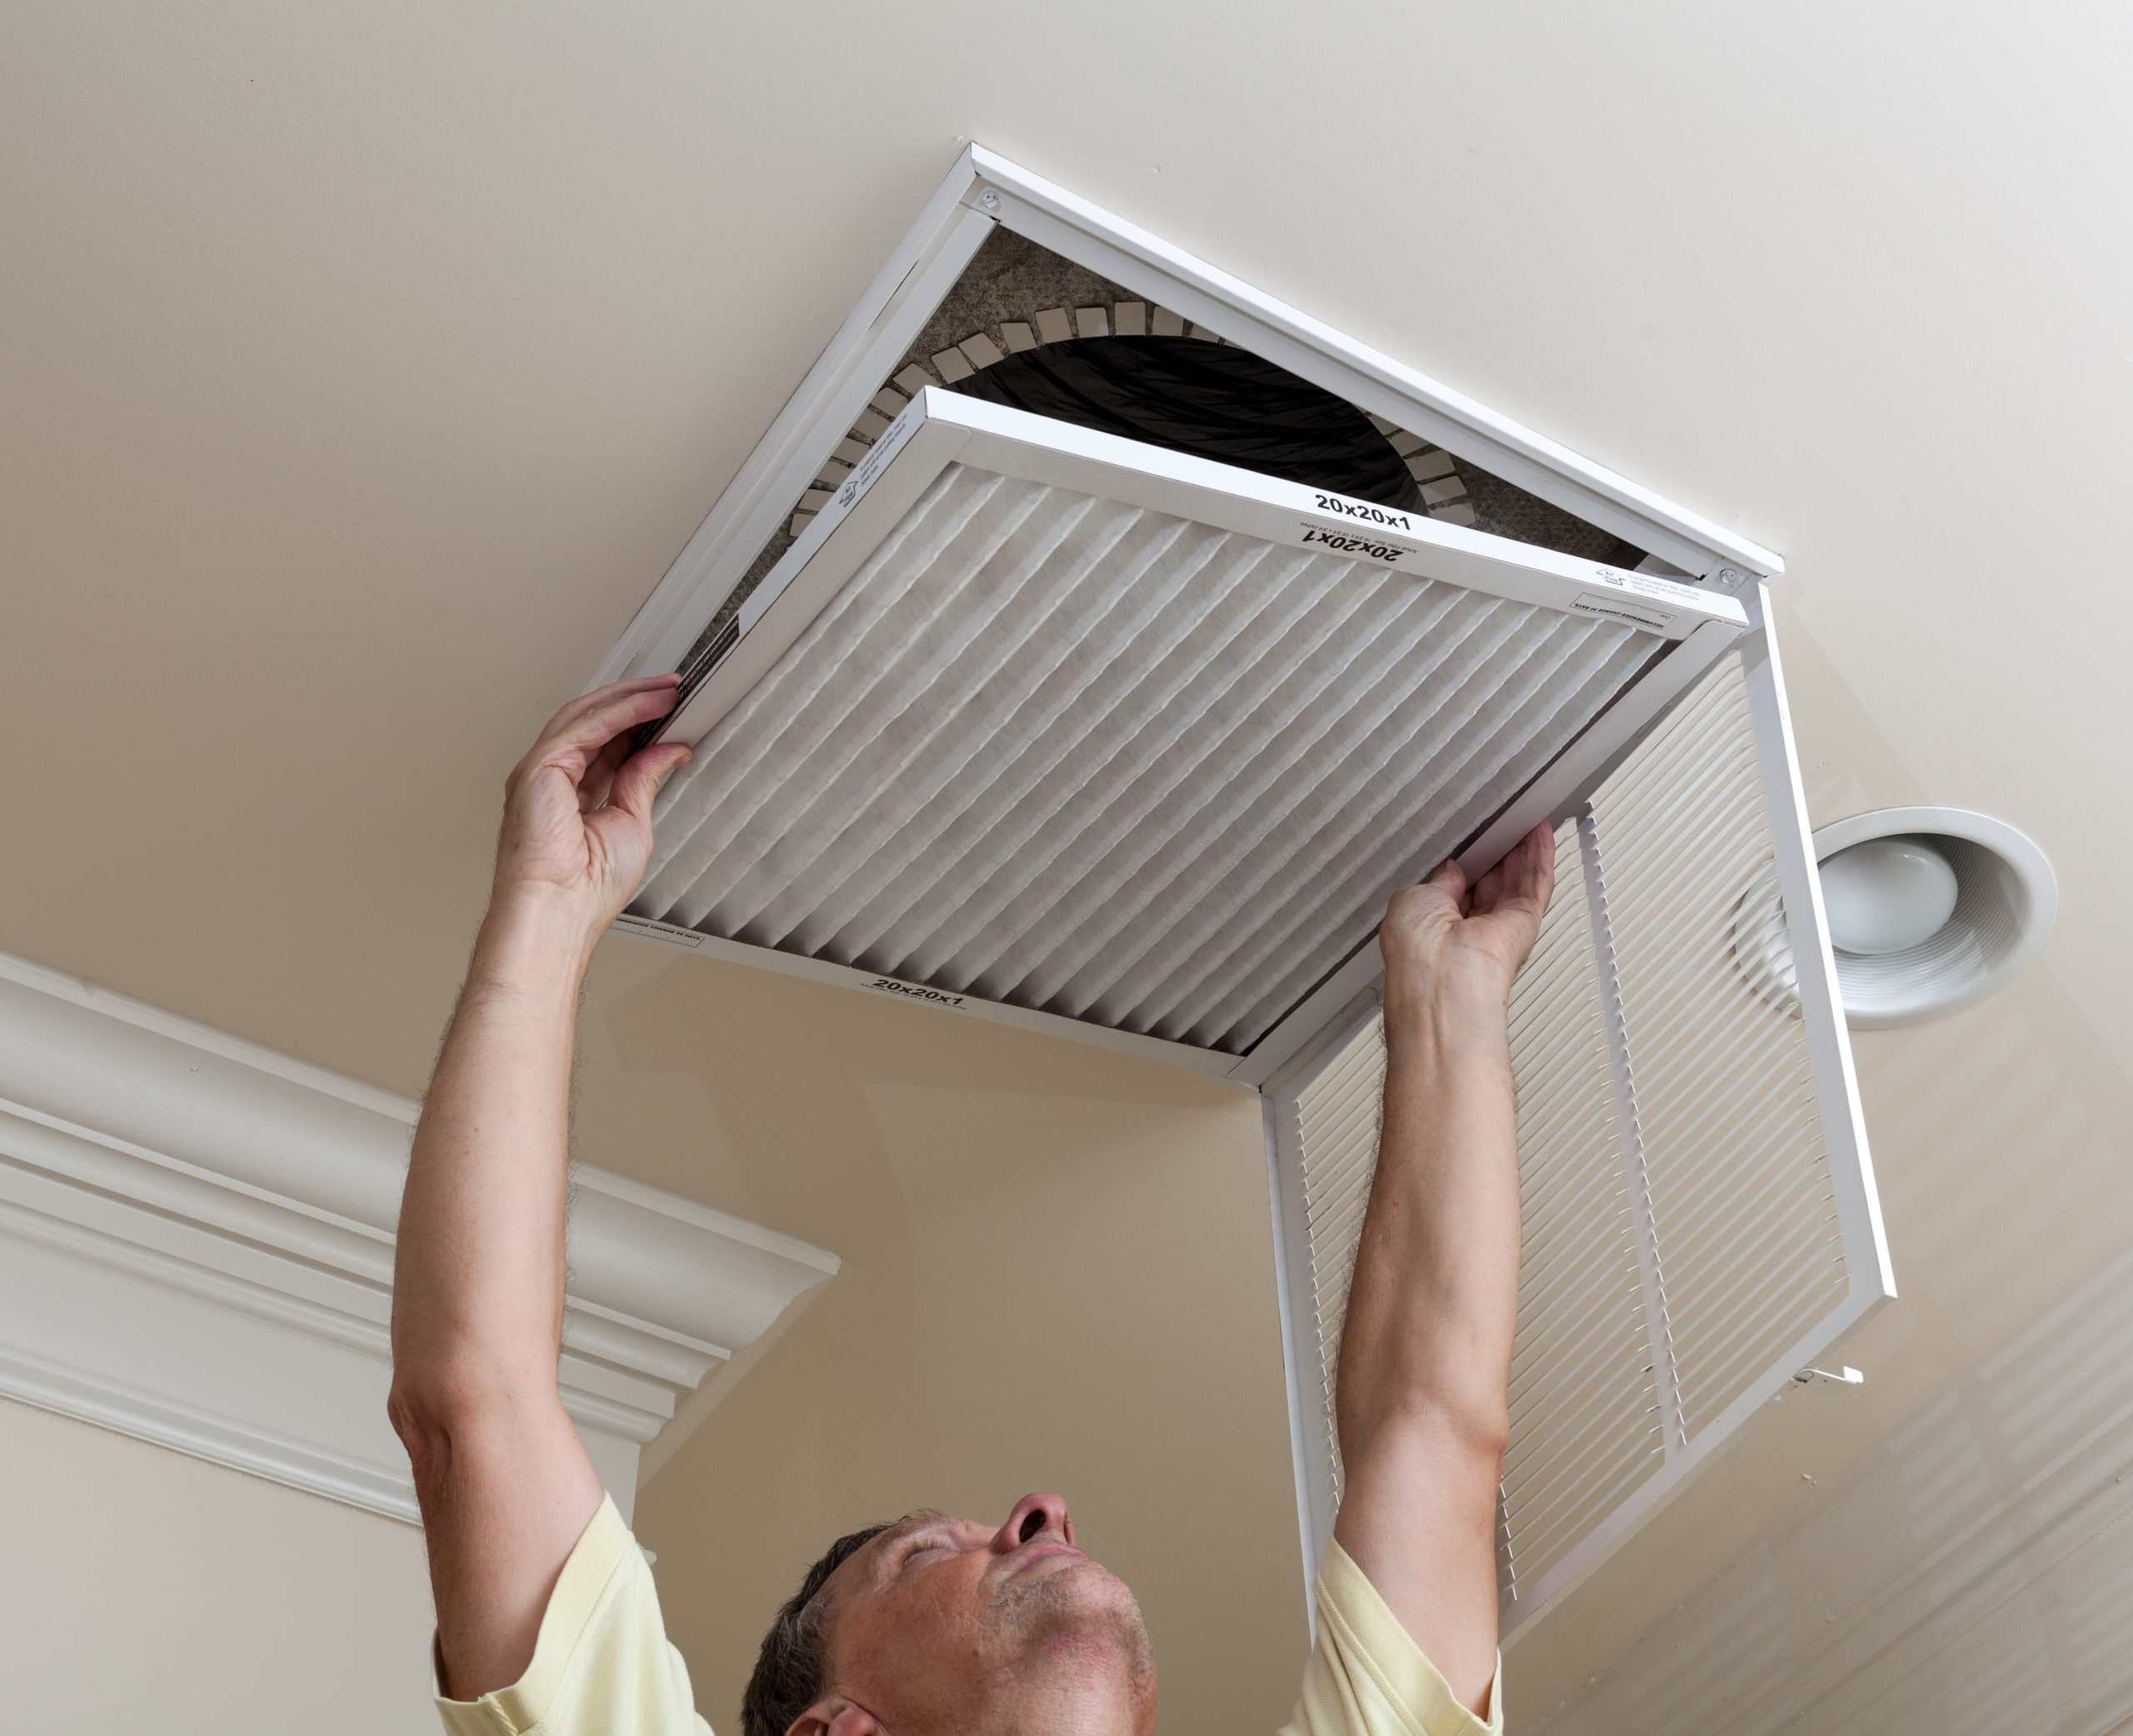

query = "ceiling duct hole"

[677,229,1648,674]
[948,335,1424,511]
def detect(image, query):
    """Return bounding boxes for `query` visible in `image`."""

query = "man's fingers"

[1422,856,1469,908]
[1467,849,1511,917]
[607,741,692,824]
[552,683,682,756]
[1504,821,1556,911]
[1468,821,1555,920]
[522,675,681,776]
[520,685,681,785]
[1521,821,1556,905]
[532,674,679,746]
[580,731,633,813]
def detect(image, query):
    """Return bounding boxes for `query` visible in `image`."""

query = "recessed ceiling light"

[1736,806,2056,1027]
[1819,834,1961,955]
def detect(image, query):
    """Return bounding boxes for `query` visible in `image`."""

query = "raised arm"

[1331,821,1554,1717]
[387,676,691,1700]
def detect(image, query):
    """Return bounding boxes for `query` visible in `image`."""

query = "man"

[390,674,1554,1736]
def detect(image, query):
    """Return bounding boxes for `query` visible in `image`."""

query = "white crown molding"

[0,951,837,1524]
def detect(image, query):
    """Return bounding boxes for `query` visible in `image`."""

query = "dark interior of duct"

[947,336,1425,513]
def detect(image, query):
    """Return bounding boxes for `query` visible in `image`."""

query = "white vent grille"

[1282,828,1665,1600]
[1585,658,1848,1439]
[1290,1011,1389,1511]
[1501,821,1664,1595]
[1269,648,1890,1636]
[632,393,1737,1059]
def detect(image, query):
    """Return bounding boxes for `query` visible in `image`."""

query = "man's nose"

[992,1491,1075,1554]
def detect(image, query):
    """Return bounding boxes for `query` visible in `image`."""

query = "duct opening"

[678,228,1650,672]
[948,335,1423,511]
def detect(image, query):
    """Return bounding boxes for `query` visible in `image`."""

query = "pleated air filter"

[627,389,1746,1065]
[599,146,1891,1641]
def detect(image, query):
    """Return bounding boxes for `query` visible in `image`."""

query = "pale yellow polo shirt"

[435,1495,1502,1736]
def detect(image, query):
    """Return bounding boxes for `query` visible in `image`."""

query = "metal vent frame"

[591,147,1885,1643]
[594,145,1780,702]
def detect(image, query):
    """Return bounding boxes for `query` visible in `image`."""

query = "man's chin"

[1000,1559,1152,1667]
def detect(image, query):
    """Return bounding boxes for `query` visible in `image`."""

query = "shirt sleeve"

[432,1494,712,1736]
[1278,1539,1503,1736]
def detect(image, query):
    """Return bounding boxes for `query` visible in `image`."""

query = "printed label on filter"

[865,975,966,1008]
[612,915,706,950]
[1298,523,1414,565]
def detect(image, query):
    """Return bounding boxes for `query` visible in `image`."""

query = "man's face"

[810,1491,1155,1736]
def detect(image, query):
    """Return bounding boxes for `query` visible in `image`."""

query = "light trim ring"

[1813,806,2056,1029]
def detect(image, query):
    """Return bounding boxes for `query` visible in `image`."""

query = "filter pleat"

[780,516,1211,957]
[641,470,1007,913]
[900,552,1363,990]
[1189,624,1656,1050]
[827,531,1270,965]
[728,499,1167,946]
[874,540,1326,984]
[1130,610,1591,1042]
[950,560,1388,1002]
[635,460,1672,1055]
[1050,583,1484,1022]
[671,481,1076,931]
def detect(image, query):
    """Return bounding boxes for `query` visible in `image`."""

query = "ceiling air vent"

[597,147,1891,1637]
[1266,653,1891,1638]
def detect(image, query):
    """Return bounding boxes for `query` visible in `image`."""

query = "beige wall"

[0,935,1309,1736]
[602,944,1308,1731]
[0,1399,435,1734]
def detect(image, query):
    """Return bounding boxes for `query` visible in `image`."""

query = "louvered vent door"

[627,388,1747,1078]
[1265,616,1893,1639]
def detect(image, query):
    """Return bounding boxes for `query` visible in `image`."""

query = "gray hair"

[740,1520,895,1736]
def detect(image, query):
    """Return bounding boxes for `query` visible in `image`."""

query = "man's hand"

[1380,821,1555,1042]
[1331,821,1556,1719]
[492,673,692,934]
[391,675,690,1702]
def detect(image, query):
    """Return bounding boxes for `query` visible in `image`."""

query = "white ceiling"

[1530,1234,2133,1736]
[4,4,2131,1729]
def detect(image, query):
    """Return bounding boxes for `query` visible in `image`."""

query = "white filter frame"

[620,386,1747,1084]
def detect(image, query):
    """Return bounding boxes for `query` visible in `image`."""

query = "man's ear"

[786,1697,883,1736]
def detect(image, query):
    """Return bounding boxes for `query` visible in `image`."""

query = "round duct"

[794,291,1478,541]
[952,335,1423,509]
